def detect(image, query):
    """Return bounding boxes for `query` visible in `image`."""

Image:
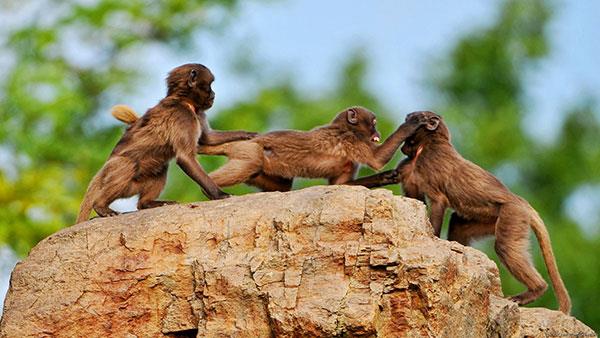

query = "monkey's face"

[401,111,449,157]
[343,107,381,143]
[188,66,215,109]
[167,63,216,109]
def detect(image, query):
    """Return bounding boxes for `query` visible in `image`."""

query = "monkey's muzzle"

[372,132,381,143]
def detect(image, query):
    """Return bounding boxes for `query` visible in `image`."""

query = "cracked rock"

[0,186,595,337]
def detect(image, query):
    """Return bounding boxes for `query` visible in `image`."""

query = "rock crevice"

[0,186,595,337]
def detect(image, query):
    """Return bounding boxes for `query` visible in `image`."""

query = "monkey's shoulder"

[443,157,515,205]
[134,101,200,134]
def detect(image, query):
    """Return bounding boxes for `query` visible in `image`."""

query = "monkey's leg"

[447,212,495,245]
[137,172,175,209]
[208,143,263,187]
[494,204,548,306]
[428,198,447,237]
[329,162,359,185]
[209,158,262,187]
[248,174,293,192]
[93,157,136,217]
[402,181,425,203]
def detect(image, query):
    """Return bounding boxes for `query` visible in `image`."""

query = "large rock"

[0,186,595,337]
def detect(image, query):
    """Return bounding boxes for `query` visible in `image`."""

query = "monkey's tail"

[111,104,139,125]
[76,176,98,224]
[530,211,571,314]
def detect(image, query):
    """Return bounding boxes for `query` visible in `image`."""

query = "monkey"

[113,106,431,191]
[348,111,571,314]
[77,63,256,223]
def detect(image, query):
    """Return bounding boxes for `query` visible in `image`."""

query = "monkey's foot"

[508,286,547,306]
[139,200,176,209]
[244,131,259,139]
[94,207,120,218]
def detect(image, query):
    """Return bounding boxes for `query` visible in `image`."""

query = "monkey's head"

[166,63,215,110]
[334,106,381,143]
[401,111,450,157]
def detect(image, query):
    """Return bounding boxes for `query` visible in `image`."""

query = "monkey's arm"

[172,119,229,199]
[348,157,415,188]
[198,116,257,146]
[367,120,422,170]
[346,169,399,188]
[176,153,229,200]
[200,130,258,146]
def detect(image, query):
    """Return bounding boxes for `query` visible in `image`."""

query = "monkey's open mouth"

[372,135,381,143]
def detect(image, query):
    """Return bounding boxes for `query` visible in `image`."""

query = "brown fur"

[194,107,427,191]
[349,111,571,314]
[77,64,254,223]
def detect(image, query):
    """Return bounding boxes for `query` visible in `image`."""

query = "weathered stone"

[0,186,595,337]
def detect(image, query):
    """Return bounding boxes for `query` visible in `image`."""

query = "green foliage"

[0,0,244,254]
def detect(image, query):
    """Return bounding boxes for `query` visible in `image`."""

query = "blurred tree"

[0,0,242,255]
[0,2,397,256]
[430,0,600,328]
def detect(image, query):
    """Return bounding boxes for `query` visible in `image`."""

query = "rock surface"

[0,186,595,337]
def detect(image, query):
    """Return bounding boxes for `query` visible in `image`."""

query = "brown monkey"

[349,111,571,314]
[115,106,428,191]
[77,64,255,223]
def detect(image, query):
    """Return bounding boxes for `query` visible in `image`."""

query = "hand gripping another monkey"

[349,111,571,314]
[77,64,256,223]
[113,106,430,191]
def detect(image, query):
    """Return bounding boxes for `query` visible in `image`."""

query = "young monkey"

[349,111,571,314]
[77,64,255,223]
[113,106,429,191]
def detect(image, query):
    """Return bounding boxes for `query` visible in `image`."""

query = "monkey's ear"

[426,116,440,131]
[346,109,359,125]
[188,69,198,87]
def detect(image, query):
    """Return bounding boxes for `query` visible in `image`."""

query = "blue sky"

[123,0,599,143]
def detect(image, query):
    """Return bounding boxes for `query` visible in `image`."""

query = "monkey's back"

[417,143,520,219]
[110,102,200,176]
[256,129,355,179]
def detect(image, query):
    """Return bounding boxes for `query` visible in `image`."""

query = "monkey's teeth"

[373,136,381,142]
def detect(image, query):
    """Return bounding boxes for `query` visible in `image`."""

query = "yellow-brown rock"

[0,186,595,337]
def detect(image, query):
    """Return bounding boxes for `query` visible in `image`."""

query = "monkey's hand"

[405,111,429,125]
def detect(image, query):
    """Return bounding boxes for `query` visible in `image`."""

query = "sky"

[1,0,599,313]
[123,0,600,143]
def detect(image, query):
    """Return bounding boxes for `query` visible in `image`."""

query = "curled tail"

[530,211,571,314]
[111,104,139,125]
